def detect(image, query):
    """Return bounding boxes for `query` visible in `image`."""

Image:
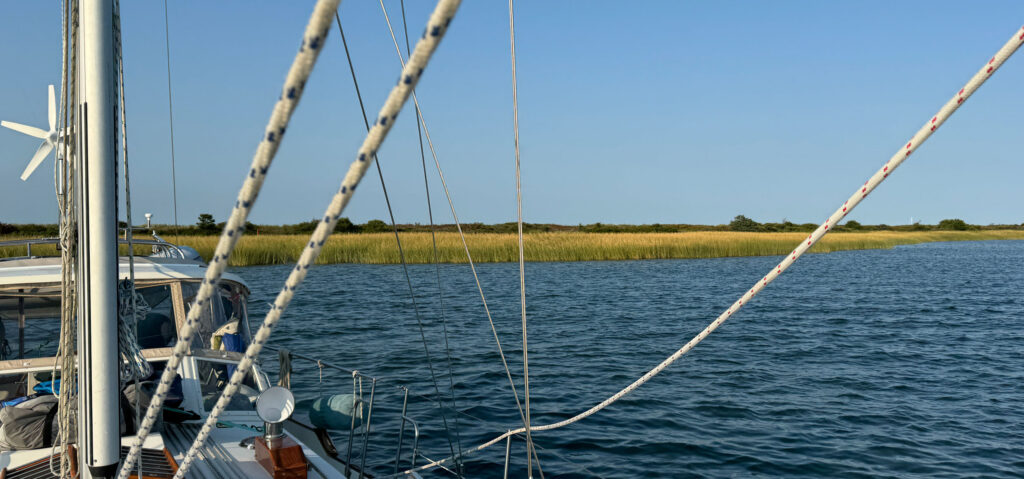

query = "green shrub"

[937,218,970,230]
[729,215,761,232]
[362,219,389,233]
[333,217,357,233]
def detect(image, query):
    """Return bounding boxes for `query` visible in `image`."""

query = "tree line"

[1,213,1019,237]
[722,215,996,233]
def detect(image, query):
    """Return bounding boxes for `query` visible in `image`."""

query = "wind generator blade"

[47,84,56,132]
[1,121,48,139]
[21,141,53,181]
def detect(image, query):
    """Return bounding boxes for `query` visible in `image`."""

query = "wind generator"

[1,84,68,181]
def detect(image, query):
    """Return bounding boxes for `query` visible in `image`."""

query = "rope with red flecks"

[395,24,1024,477]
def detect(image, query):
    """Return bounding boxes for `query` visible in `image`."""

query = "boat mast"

[76,0,121,477]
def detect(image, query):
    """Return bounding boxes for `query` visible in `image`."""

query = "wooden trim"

[170,281,187,338]
[162,447,180,476]
[16,291,24,359]
[0,278,209,296]
[69,444,79,479]
[0,348,243,373]
[124,447,179,479]
[0,356,63,371]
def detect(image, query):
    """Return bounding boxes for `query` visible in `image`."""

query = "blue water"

[238,240,1024,478]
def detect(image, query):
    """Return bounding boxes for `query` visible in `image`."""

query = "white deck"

[164,423,361,479]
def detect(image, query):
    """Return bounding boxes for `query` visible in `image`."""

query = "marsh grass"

[3,231,1022,266]
[141,230,1024,265]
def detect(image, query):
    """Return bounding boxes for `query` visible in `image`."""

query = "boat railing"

[0,236,187,261]
[261,346,604,478]
[394,390,421,473]
[262,345,380,479]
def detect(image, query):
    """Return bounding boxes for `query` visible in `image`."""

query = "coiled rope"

[117,1,342,476]
[396,23,1024,477]
[166,1,462,478]
[117,281,152,383]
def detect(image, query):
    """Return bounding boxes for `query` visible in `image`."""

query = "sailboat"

[0,237,361,478]
[0,0,416,478]
[2,0,1023,477]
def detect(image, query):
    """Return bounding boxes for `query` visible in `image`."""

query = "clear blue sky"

[1,1,1022,227]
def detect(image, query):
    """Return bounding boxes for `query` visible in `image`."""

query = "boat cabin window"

[136,284,176,348]
[181,282,250,352]
[0,371,54,403]
[0,374,27,402]
[196,359,259,412]
[0,283,179,360]
[0,292,61,360]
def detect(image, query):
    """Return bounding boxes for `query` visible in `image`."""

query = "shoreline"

[7,231,1020,266]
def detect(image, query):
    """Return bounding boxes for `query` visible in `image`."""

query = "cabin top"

[0,240,253,362]
[0,237,248,292]
[0,256,249,292]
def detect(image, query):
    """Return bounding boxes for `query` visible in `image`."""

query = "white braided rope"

[116,1,340,476]
[117,281,153,383]
[169,1,462,478]
[397,24,1024,477]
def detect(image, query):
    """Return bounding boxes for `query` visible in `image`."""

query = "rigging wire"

[332,10,460,469]
[374,61,552,475]
[398,0,465,474]
[163,0,180,242]
[507,1,536,476]
[376,0,546,473]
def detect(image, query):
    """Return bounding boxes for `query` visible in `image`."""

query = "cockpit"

[0,270,255,452]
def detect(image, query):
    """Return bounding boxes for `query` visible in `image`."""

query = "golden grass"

[3,231,1022,266]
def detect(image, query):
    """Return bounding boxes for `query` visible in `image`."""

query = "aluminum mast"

[76,0,121,477]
